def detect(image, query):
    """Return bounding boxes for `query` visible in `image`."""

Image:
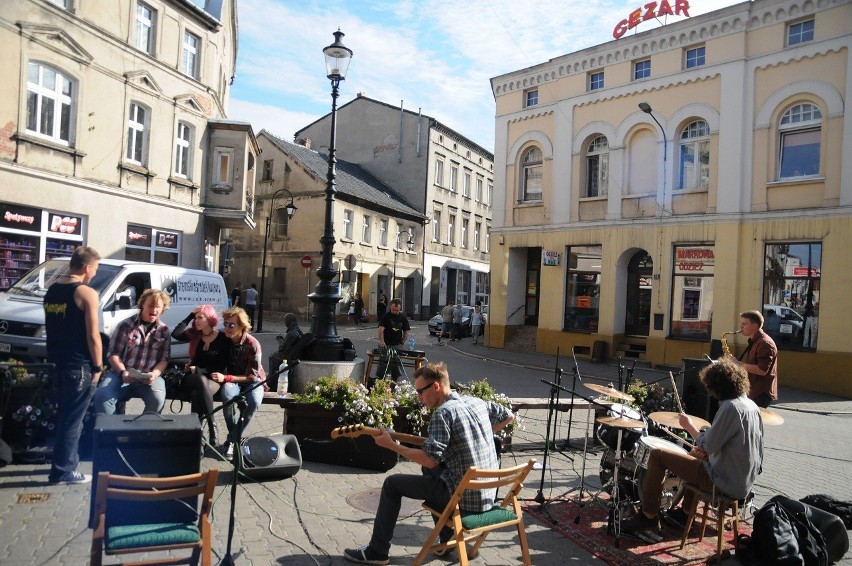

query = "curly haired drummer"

[622,357,764,534]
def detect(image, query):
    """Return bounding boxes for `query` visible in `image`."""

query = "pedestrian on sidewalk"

[43,246,103,485]
[470,304,484,345]
[451,302,463,341]
[438,300,454,345]
[244,283,258,327]
[343,362,514,565]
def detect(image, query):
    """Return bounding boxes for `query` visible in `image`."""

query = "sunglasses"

[224,322,238,329]
[415,382,435,396]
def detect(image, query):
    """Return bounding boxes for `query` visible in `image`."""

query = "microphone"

[703,354,719,365]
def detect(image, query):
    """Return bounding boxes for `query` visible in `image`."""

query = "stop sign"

[301,255,313,268]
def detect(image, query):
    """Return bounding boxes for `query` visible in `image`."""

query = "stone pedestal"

[289,358,365,394]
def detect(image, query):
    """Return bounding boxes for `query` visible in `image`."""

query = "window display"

[564,245,602,332]
[763,243,820,351]
[670,245,714,340]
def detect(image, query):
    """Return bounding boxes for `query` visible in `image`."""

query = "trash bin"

[591,340,608,363]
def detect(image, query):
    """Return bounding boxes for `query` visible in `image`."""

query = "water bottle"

[277,360,289,398]
[408,335,415,351]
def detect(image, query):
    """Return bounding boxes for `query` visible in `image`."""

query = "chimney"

[295,137,312,149]
[357,92,366,98]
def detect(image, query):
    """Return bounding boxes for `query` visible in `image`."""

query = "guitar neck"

[331,425,426,447]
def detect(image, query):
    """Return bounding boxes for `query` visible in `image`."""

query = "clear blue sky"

[229,0,738,151]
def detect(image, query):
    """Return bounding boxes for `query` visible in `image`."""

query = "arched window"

[585,136,609,197]
[778,103,821,179]
[521,147,542,202]
[678,120,710,190]
[126,102,149,165]
[26,62,74,144]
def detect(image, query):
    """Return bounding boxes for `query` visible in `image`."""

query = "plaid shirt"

[227,333,266,385]
[422,393,511,512]
[108,315,171,372]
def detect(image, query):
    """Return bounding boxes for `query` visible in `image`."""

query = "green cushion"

[460,506,517,530]
[105,522,200,550]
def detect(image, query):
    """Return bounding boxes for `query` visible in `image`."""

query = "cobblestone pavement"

[1,317,850,565]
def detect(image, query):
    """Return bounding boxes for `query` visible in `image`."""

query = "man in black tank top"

[43,246,102,485]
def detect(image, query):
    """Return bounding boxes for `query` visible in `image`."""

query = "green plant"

[457,378,522,439]
[2,360,57,444]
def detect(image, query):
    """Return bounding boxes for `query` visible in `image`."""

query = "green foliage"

[456,378,521,438]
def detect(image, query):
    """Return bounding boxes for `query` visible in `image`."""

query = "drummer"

[623,357,763,534]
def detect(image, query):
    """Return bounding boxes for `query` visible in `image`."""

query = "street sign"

[301,255,313,268]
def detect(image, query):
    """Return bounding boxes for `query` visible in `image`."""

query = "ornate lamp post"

[392,230,413,301]
[308,30,352,360]
[257,188,296,332]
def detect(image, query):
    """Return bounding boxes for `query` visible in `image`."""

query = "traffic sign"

[301,255,313,268]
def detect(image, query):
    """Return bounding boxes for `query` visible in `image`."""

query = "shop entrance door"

[525,248,541,326]
[625,250,652,336]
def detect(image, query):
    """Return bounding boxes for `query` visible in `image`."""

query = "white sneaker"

[50,470,92,485]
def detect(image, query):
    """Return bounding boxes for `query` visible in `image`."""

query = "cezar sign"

[613,0,691,39]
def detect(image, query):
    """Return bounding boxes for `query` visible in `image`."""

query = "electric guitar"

[330,424,426,447]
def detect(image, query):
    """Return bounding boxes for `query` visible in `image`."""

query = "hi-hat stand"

[205,360,298,566]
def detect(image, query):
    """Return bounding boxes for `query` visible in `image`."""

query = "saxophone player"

[737,310,779,408]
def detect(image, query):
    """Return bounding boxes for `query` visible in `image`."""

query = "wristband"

[225,374,234,383]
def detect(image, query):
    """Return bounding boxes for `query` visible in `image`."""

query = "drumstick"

[658,425,695,451]
[669,371,685,414]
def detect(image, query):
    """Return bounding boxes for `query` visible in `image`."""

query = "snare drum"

[596,403,645,452]
[633,435,688,469]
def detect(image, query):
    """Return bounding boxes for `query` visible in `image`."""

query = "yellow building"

[489,0,852,396]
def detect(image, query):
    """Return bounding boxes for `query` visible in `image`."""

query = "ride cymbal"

[648,411,711,431]
[585,383,635,402]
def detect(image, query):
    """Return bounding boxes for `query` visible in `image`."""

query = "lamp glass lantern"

[323,30,352,80]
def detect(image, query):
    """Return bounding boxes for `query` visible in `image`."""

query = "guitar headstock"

[330,423,366,439]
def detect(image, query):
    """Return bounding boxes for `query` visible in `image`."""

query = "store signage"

[126,225,152,246]
[49,214,82,236]
[157,231,178,249]
[675,245,714,275]
[613,0,691,39]
[1,203,42,231]
[542,250,560,266]
[793,267,819,277]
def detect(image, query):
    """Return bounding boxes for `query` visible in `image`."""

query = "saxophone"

[720,330,741,357]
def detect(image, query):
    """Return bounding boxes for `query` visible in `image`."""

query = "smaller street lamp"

[257,188,297,331]
[639,102,668,213]
[392,230,413,301]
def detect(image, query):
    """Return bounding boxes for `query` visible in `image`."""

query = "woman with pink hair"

[172,305,230,449]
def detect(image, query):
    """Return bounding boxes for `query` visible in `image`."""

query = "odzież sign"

[613,0,691,39]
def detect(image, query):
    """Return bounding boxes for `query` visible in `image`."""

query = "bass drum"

[596,403,645,453]
[598,447,640,503]
[632,436,688,512]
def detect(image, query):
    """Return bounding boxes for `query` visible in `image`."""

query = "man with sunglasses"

[344,362,514,565]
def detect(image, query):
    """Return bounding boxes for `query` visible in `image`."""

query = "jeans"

[640,448,715,516]
[49,365,97,481]
[369,472,452,555]
[93,370,166,415]
[220,381,263,443]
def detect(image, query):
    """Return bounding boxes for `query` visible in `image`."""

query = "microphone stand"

[206,360,299,566]
[531,348,566,514]
[563,349,584,450]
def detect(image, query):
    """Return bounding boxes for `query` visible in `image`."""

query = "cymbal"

[760,408,784,425]
[585,383,635,402]
[648,411,712,431]
[596,415,645,429]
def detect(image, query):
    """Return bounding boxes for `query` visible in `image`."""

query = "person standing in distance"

[737,310,779,408]
[43,246,102,484]
[230,281,242,307]
[244,283,258,327]
[376,298,410,383]
[437,300,454,345]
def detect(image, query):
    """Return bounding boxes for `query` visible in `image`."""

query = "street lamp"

[257,188,297,332]
[308,30,352,361]
[639,102,668,212]
[392,230,413,301]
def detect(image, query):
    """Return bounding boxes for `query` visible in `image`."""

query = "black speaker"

[241,434,302,479]
[681,358,718,422]
[90,413,201,527]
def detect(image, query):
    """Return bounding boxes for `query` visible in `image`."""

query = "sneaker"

[665,507,689,529]
[343,544,389,565]
[622,511,660,533]
[217,442,234,460]
[50,470,92,485]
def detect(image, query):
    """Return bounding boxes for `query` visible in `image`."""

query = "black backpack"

[750,495,829,566]
[801,494,852,529]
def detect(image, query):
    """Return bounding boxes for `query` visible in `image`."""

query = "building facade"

[226,131,424,322]
[490,0,851,395]
[295,95,494,318]
[0,0,256,291]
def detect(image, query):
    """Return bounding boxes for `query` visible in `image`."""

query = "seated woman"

[171,305,230,449]
[213,306,265,457]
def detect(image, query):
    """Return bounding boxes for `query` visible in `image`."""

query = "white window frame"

[521,147,543,202]
[450,163,459,192]
[485,226,491,253]
[448,213,456,246]
[633,59,651,80]
[174,121,192,178]
[434,158,444,186]
[126,102,149,165]
[362,215,372,243]
[26,62,73,144]
[408,226,416,251]
[432,211,441,242]
[135,2,155,55]
[213,147,233,188]
[182,30,199,78]
[461,218,469,249]
[475,176,483,202]
[487,182,493,206]
[379,218,388,246]
[787,19,814,46]
[589,71,604,91]
[343,209,354,240]
[684,46,705,69]
[585,136,609,197]
[474,222,481,251]
[463,170,471,198]
[678,120,710,190]
[525,88,538,107]
[778,103,822,179]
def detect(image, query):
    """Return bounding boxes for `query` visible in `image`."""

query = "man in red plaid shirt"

[93,289,171,415]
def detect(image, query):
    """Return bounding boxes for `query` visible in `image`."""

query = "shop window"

[763,243,821,351]
[678,120,710,190]
[520,147,543,202]
[670,244,714,340]
[475,272,490,306]
[585,136,609,197]
[563,245,602,332]
[26,62,74,144]
[778,103,821,179]
[125,224,180,265]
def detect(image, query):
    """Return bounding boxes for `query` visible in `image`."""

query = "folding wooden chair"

[414,459,536,566]
[90,469,218,566]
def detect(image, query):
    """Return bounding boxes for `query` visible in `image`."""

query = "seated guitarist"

[344,362,514,565]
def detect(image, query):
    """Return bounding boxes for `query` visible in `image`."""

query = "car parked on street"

[428,305,488,338]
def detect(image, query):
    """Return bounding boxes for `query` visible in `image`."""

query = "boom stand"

[563,349,586,450]
[204,361,298,566]
[532,349,567,513]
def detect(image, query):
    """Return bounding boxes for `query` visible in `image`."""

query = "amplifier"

[89,413,201,527]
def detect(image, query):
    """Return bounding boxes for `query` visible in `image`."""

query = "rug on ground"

[523,497,750,565]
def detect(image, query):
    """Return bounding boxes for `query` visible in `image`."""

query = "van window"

[109,273,151,310]
[5,260,121,298]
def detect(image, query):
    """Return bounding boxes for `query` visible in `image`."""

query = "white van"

[762,303,804,335]
[0,259,229,363]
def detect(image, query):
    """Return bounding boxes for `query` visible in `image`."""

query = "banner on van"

[160,275,225,305]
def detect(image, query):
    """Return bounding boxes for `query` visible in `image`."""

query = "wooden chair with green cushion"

[413,459,536,566]
[90,469,218,566]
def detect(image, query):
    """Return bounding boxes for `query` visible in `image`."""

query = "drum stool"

[679,483,739,562]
